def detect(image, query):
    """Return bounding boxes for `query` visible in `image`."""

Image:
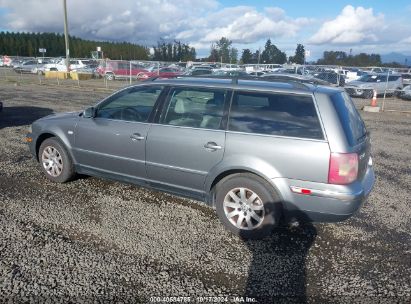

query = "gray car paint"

[28,77,375,224]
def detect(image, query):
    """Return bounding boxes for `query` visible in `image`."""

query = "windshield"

[358,74,378,82]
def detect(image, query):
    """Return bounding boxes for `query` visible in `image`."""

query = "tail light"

[328,153,358,184]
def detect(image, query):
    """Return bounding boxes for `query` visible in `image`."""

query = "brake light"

[328,153,358,184]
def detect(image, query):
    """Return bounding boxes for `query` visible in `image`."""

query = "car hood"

[347,81,373,88]
[37,111,81,122]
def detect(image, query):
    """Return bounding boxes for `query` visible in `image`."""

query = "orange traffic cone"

[370,90,377,107]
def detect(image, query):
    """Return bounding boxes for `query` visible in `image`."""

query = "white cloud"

[0,0,310,48]
[309,5,384,44]
[0,0,219,44]
[400,36,411,44]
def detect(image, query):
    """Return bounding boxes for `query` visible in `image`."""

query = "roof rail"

[146,74,336,91]
[174,75,312,90]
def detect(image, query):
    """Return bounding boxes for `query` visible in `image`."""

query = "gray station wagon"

[27,77,375,239]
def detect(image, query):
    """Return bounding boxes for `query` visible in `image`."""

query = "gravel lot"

[0,79,410,303]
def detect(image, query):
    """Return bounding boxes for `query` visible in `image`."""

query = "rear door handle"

[130,133,145,141]
[204,142,222,151]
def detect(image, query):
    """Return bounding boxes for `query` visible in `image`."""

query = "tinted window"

[96,86,163,122]
[161,88,227,130]
[331,92,366,146]
[117,62,129,69]
[229,92,323,139]
[388,75,400,81]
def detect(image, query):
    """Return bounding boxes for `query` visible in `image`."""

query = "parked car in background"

[13,60,44,74]
[0,55,12,67]
[401,73,411,86]
[345,69,368,83]
[96,60,148,80]
[136,67,182,80]
[363,67,389,74]
[345,74,403,98]
[26,77,375,239]
[183,68,213,76]
[43,59,90,72]
[211,70,250,77]
[313,71,345,87]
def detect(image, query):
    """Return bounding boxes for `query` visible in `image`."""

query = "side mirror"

[83,107,96,118]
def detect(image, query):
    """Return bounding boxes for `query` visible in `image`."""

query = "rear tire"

[215,173,281,239]
[39,138,76,183]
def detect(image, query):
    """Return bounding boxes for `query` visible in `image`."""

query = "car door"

[376,75,387,94]
[73,85,164,180]
[146,86,229,195]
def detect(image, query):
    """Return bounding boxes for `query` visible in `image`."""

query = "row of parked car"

[184,64,411,100]
[2,55,410,100]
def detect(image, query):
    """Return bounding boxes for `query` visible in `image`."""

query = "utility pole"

[63,0,70,73]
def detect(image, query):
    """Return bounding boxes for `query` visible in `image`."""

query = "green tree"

[0,31,150,59]
[241,49,253,64]
[216,37,232,63]
[208,44,219,62]
[261,39,287,64]
[316,51,381,66]
[229,47,238,63]
[290,44,305,64]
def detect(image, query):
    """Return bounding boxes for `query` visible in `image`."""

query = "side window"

[228,91,324,139]
[118,62,128,69]
[161,87,227,130]
[96,86,163,122]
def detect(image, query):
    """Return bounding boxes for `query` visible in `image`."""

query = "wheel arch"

[207,168,284,208]
[35,132,75,163]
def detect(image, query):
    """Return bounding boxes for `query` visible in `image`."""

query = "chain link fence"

[1,56,410,112]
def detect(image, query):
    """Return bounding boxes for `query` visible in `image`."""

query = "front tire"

[215,173,281,239]
[363,90,373,99]
[105,73,114,80]
[39,138,76,183]
[394,87,402,98]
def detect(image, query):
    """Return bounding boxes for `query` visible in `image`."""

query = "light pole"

[63,0,70,73]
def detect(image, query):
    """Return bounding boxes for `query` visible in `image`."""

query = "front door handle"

[130,133,145,141]
[204,142,222,151]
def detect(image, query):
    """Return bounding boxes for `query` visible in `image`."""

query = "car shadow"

[241,223,317,303]
[0,106,54,129]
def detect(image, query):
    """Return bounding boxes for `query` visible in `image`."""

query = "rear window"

[228,91,324,139]
[331,92,367,146]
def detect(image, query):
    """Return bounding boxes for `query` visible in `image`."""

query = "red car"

[137,67,183,80]
[96,60,148,80]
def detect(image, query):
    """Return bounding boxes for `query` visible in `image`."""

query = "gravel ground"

[0,81,410,303]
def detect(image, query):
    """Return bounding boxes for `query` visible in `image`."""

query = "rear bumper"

[273,162,375,223]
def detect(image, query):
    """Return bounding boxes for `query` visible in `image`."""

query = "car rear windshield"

[331,92,367,146]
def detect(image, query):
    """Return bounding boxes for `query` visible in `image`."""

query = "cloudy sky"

[0,0,410,59]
